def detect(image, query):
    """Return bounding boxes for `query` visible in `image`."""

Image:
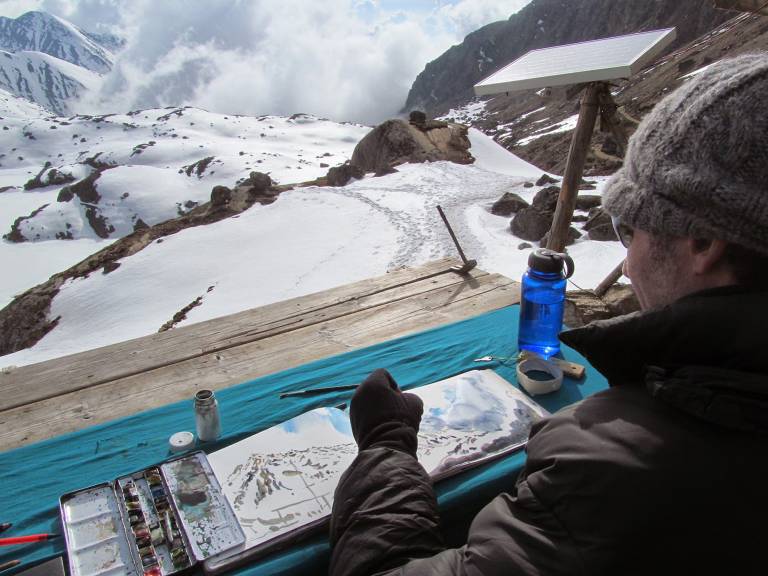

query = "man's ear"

[688,237,729,275]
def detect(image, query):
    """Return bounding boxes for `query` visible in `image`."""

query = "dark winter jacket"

[329,286,768,576]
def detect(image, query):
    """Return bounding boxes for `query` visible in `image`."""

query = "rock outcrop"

[564,284,640,328]
[491,192,529,216]
[350,118,473,173]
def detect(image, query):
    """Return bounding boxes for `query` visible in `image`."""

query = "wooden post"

[597,84,628,157]
[546,83,601,253]
[594,260,625,298]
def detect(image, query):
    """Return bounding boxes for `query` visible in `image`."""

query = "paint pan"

[59,483,138,576]
[161,452,245,561]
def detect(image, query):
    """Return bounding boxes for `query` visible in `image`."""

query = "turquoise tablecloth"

[0,305,608,575]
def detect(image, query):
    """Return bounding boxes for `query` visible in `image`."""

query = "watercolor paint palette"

[60,453,245,576]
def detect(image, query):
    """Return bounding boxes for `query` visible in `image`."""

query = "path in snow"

[0,125,627,368]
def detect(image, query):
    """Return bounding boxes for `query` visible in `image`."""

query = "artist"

[328,53,768,576]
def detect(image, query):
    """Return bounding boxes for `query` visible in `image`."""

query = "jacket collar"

[559,285,768,433]
[559,285,768,385]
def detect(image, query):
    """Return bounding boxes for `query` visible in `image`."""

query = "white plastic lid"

[169,431,195,453]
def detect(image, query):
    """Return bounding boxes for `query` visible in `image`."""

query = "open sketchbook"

[204,369,547,574]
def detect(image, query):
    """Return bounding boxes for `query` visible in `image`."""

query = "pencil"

[0,560,20,571]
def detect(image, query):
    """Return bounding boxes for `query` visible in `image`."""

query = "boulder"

[541,226,581,247]
[583,208,618,241]
[510,207,552,241]
[350,119,473,173]
[326,162,365,187]
[243,171,272,192]
[491,192,529,216]
[409,110,427,126]
[523,182,534,188]
[572,214,589,223]
[518,242,533,250]
[531,186,560,212]
[210,185,232,208]
[536,174,559,186]
[564,284,639,328]
[575,194,601,211]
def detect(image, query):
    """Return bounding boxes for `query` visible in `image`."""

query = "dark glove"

[350,368,423,456]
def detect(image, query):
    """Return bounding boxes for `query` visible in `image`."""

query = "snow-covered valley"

[0,95,625,368]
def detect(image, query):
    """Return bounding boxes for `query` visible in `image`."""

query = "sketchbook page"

[412,369,548,481]
[204,407,356,572]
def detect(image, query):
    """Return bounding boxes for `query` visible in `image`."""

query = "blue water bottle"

[518,249,575,358]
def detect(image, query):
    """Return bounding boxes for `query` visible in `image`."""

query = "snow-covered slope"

[1,108,369,242]
[0,86,50,118]
[0,49,101,115]
[0,120,626,368]
[0,11,114,74]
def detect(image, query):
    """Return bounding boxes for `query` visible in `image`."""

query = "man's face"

[623,229,687,310]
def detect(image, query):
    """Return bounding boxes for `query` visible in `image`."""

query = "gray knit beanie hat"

[603,53,768,254]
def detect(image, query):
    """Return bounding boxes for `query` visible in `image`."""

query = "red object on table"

[0,533,58,546]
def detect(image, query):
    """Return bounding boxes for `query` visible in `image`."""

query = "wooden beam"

[546,83,601,253]
[0,259,466,411]
[0,272,519,449]
[594,260,626,298]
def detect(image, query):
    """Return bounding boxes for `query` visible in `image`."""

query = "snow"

[0,87,50,118]
[679,62,716,81]
[0,187,111,308]
[0,109,628,368]
[0,50,102,114]
[438,100,488,125]
[516,114,579,146]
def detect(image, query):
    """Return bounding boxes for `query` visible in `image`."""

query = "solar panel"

[474,28,676,96]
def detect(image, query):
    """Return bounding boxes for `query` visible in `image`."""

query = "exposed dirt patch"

[158,286,215,332]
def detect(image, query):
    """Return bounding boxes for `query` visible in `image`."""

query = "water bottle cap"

[528,248,575,278]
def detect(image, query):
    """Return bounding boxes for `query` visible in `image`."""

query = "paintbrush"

[279,384,359,398]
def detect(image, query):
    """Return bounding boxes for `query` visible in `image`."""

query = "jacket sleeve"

[329,446,446,576]
[330,413,589,576]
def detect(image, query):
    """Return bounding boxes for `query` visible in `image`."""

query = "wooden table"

[0,259,520,450]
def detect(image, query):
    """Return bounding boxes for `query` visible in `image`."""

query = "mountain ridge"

[0,11,114,73]
[405,0,737,118]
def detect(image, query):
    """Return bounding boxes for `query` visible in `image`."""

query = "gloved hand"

[350,368,424,456]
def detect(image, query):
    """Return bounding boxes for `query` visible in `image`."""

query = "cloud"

[62,0,532,123]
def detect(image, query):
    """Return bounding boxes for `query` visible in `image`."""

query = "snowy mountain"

[0,11,114,74]
[0,49,101,115]
[0,98,625,367]
[0,86,50,118]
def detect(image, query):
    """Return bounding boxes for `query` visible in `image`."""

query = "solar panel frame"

[474,28,677,96]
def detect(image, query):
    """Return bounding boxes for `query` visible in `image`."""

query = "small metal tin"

[194,390,221,442]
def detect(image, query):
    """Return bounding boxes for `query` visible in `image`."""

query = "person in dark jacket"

[329,53,768,576]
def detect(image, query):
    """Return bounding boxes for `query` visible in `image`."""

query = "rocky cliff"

[405,0,737,118]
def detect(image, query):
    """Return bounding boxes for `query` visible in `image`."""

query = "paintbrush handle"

[279,384,359,398]
[0,559,20,571]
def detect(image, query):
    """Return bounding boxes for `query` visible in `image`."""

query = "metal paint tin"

[194,390,221,442]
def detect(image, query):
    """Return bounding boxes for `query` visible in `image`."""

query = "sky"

[0,0,533,123]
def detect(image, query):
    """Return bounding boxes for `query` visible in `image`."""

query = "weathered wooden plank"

[0,259,476,411]
[0,273,519,449]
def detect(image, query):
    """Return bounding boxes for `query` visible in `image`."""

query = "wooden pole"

[546,83,601,253]
[594,260,625,298]
[597,85,628,157]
